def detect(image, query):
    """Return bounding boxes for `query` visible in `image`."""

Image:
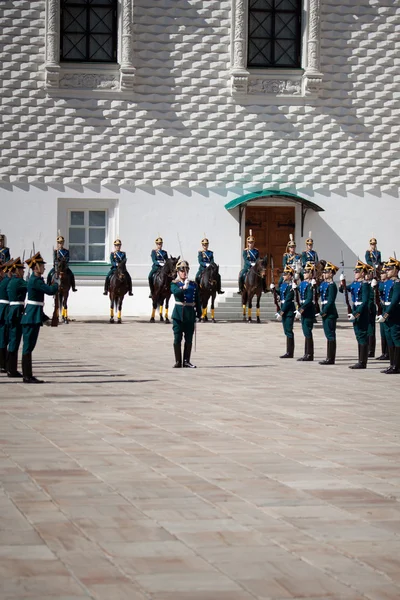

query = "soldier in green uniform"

[6,257,27,378]
[376,265,389,360]
[0,233,11,266]
[21,252,59,383]
[296,262,316,361]
[377,257,400,374]
[271,264,296,359]
[170,259,201,368]
[365,265,377,357]
[339,260,371,369]
[0,259,14,373]
[319,262,339,365]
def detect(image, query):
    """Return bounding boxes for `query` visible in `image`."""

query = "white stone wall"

[0,1,399,316]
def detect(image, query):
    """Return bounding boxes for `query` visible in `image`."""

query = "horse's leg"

[202,294,209,322]
[256,291,261,323]
[117,296,122,323]
[64,292,69,324]
[150,292,156,322]
[159,299,164,322]
[109,293,114,323]
[165,294,170,324]
[211,292,216,322]
[248,294,253,322]
[242,291,247,321]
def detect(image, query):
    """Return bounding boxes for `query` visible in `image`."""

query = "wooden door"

[245,206,295,286]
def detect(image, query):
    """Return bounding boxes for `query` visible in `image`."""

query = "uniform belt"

[175,301,195,306]
[10,301,24,306]
[354,301,362,306]
[321,300,328,304]
[300,300,305,304]
[384,301,391,305]
[0,299,10,304]
[26,300,44,306]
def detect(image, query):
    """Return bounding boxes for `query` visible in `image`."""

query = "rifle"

[270,256,281,312]
[312,264,321,315]
[373,265,383,317]
[340,250,352,315]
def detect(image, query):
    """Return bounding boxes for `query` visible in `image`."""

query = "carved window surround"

[230,0,323,99]
[45,0,135,97]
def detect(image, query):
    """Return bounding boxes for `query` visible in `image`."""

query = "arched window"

[248,0,301,69]
[60,0,118,63]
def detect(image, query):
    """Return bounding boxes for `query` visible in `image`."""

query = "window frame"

[68,208,108,263]
[230,0,323,99]
[45,0,135,96]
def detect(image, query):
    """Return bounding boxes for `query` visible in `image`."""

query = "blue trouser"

[172,316,195,345]
[22,324,41,355]
[353,315,368,345]
[301,315,314,338]
[322,317,337,341]
[282,312,294,339]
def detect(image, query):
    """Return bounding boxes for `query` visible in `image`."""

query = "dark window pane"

[70,245,86,261]
[89,228,105,243]
[248,0,301,68]
[89,210,105,226]
[70,211,84,226]
[89,245,105,261]
[69,227,86,244]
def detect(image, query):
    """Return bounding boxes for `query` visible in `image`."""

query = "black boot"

[0,348,6,373]
[381,347,395,373]
[280,337,294,359]
[103,277,109,296]
[377,335,388,360]
[149,280,154,299]
[382,347,400,374]
[173,344,182,368]
[22,353,43,384]
[349,344,368,369]
[297,339,307,361]
[368,335,375,358]
[303,337,314,362]
[7,351,22,378]
[183,343,196,368]
[71,273,77,292]
[237,278,242,295]
[319,340,336,365]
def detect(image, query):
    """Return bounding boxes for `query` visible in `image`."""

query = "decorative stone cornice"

[44,0,135,95]
[230,0,323,99]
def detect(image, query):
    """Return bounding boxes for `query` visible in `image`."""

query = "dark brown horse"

[199,262,219,322]
[109,258,129,323]
[51,257,73,324]
[242,256,268,323]
[150,256,180,323]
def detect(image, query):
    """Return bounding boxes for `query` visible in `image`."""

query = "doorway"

[245,205,295,286]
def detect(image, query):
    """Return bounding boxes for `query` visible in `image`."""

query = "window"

[248,0,301,69]
[69,209,107,261]
[60,0,118,63]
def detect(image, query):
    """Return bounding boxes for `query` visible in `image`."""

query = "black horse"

[150,256,180,323]
[50,257,73,324]
[109,258,130,323]
[199,262,219,322]
[242,256,268,323]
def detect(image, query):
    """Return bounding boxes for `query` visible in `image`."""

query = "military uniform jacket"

[299,280,315,317]
[342,281,370,317]
[283,253,301,269]
[301,250,318,267]
[110,251,126,269]
[0,276,11,321]
[383,279,400,324]
[171,280,201,322]
[365,249,381,268]
[0,247,10,265]
[277,282,295,314]
[243,248,259,270]
[151,249,168,267]
[21,274,58,325]
[7,277,27,326]
[198,250,214,269]
[53,248,70,265]
[319,281,338,318]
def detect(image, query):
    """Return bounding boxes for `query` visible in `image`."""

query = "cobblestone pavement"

[1,319,400,600]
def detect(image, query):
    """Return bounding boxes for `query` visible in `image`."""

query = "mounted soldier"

[47,235,77,292]
[301,232,319,268]
[195,237,224,295]
[365,236,382,269]
[104,239,133,296]
[237,230,266,294]
[148,236,168,298]
[0,233,11,266]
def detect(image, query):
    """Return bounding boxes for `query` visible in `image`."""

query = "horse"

[109,258,130,323]
[199,262,219,322]
[242,256,268,323]
[52,257,73,324]
[150,256,180,323]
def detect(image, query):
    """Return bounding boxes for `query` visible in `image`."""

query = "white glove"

[314,313,320,322]
[340,273,345,281]
[270,283,275,290]
[183,279,189,290]
[376,315,385,323]
[291,282,297,290]
[371,278,378,288]
[294,273,300,281]
[295,310,301,320]
[275,312,282,321]
[311,278,317,286]
[348,313,355,321]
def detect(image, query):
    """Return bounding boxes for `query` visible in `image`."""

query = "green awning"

[224,190,324,236]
